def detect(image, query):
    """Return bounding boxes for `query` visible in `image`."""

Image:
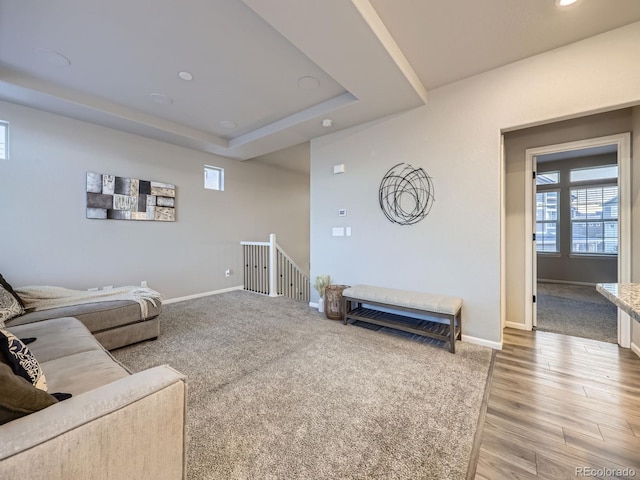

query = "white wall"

[310,22,640,345]
[0,101,310,300]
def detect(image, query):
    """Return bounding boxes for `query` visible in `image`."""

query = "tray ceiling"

[1,0,639,160]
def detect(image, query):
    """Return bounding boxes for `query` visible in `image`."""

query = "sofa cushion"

[0,282,25,326]
[41,350,130,395]
[5,299,161,333]
[0,328,47,391]
[7,317,106,363]
[0,361,58,425]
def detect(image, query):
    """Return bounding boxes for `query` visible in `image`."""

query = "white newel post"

[269,233,278,297]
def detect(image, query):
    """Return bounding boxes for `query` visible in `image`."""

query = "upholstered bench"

[342,285,462,353]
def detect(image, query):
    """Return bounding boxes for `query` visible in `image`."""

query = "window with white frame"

[570,164,617,183]
[536,190,559,253]
[204,165,224,191]
[570,185,618,254]
[536,170,559,186]
[0,121,8,160]
[569,164,618,255]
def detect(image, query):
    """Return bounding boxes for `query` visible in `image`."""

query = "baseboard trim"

[538,279,597,287]
[164,285,244,305]
[309,302,319,309]
[505,321,530,331]
[462,334,502,350]
[631,341,640,358]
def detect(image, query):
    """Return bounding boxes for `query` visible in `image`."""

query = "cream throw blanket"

[14,285,163,319]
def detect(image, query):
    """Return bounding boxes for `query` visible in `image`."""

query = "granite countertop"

[596,283,640,322]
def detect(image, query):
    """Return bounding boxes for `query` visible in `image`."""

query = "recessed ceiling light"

[149,93,173,105]
[556,0,579,6]
[298,76,320,90]
[321,119,333,128]
[178,71,193,81]
[34,48,71,67]
[219,120,237,129]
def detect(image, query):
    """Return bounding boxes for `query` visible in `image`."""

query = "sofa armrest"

[0,365,187,480]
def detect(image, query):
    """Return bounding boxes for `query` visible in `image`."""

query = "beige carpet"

[536,282,617,343]
[112,291,492,480]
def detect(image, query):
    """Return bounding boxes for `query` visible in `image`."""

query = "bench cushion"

[343,285,462,315]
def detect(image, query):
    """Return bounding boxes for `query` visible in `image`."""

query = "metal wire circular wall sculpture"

[378,163,435,225]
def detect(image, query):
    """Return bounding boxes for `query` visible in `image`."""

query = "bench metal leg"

[342,299,360,325]
[342,298,349,325]
[448,310,462,353]
[449,313,456,353]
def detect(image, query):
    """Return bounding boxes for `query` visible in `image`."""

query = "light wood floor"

[475,328,640,480]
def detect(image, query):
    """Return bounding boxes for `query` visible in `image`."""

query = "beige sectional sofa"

[0,281,185,479]
[0,316,187,479]
[5,298,162,350]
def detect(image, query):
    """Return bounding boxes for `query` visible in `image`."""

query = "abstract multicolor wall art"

[86,172,176,221]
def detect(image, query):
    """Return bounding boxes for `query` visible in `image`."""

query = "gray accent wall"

[0,101,310,300]
[310,23,640,345]
[505,110,632,327]
[536,153,618,284]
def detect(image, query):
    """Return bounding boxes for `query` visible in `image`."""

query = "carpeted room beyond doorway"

[112,291,493,480]
[536,282,618,343]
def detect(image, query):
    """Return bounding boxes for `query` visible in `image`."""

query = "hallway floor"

[475,328,640,479]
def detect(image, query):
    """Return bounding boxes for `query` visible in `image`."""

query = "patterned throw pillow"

[0,274,25,308]
[0,282,25,326]
[0,328,48,391]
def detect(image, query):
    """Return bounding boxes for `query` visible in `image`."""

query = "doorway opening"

[524,134,631,347]
[535,149,618,342]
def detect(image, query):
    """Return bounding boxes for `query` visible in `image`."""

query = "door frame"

[523,133,631,347]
